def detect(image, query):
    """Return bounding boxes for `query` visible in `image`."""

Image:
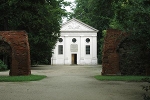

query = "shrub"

[118,38,149,75]
[0,60,7,71]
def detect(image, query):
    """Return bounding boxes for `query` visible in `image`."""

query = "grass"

[94,75,150,82]
[0,74,47,82]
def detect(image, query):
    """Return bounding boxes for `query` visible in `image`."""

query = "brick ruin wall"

[0,31,31,76]
[101,29,127,75]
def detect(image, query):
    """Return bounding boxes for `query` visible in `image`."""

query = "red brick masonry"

[101,29,127,75]
[0,31,31,76]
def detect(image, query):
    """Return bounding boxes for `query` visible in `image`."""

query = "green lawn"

[94,75,150,82]
[0,75,47,82]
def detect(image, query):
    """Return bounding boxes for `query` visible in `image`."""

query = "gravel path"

[0,65,149,100]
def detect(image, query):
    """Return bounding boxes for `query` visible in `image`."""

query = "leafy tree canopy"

[112,0,150,75]
[112,0,150,49]
[0,0,70,64]
[70,0,115,63]
[70,0,150,64]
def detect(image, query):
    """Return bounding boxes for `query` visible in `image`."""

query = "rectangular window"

[86,45,90,54]
[58,45,63,54]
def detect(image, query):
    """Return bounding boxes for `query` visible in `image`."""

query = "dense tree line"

[69,0,115,63]
[70,0,150,63]
[112,0,150,48]
[70,0,150,75]
[112,0,150,75]
[0,0,69,64]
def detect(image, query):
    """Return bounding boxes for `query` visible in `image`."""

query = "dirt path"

[0,65,149,100]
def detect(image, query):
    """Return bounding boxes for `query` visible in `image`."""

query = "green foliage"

[118,38,149,75]
[112,0,150,75]
[0,0,68,64]
[0,74,47,82]
[71,0,150,75]
[112,0,150,100]
[112,0,150,48]
[70,0,115,64]
[0,60,7,71]
[99,30,107,63]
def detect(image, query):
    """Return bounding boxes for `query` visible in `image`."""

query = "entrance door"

[72,54,77,65]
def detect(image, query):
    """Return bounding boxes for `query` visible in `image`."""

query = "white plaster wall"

[64,36,80,65]
[51,35,97,65]
[51,19,98,65]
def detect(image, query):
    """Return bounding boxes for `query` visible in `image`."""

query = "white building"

[51,18,98,65]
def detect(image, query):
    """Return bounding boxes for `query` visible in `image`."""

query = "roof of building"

[61,18,99,32]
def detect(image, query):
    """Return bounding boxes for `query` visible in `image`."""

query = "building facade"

[51,18,98,65]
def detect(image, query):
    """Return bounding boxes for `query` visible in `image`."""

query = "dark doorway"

[0,54,11,69]
[0,41,11,69]
[72,54,77,65]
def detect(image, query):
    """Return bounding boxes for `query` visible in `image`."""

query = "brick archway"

[0,31,31,76]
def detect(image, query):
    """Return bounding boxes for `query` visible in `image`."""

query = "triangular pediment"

[61,18,98,32]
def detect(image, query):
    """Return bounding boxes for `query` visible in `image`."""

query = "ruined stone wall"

[0,31,31,76]
[101,29,127,75]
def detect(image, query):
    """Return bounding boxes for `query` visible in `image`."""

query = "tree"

[70,0,115,63]
[0,0,68,64]
[112,0,150,46]
[111,0,150,75]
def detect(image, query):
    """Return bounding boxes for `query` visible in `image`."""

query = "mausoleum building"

[51,18,98,65]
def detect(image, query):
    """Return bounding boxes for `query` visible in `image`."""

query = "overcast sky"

[64,0,75,12]
[62,0,76,23]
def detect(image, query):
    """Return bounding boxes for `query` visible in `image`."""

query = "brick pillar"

[0,31,31,76]
[101,29,127,75]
